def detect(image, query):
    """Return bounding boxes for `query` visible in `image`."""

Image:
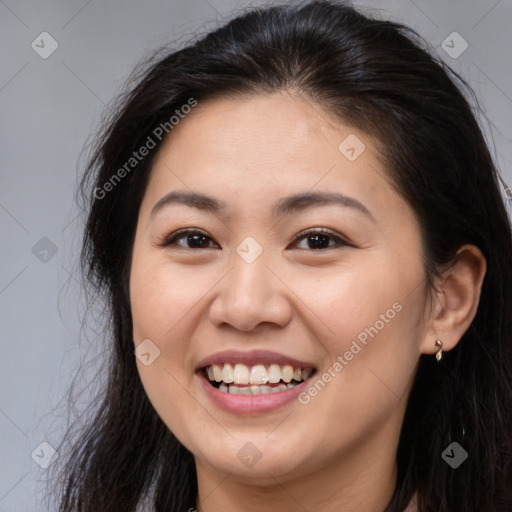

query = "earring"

[435,340,443,361]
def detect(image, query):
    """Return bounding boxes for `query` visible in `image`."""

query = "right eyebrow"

[150,191,228,219]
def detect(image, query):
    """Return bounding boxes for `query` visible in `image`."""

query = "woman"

[54,1,512,511]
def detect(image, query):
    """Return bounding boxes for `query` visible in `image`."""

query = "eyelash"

[158,227,350,251]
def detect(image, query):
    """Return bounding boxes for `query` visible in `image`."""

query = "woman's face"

[130,91,431,486]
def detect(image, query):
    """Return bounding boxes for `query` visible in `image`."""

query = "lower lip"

[197,371,313,415]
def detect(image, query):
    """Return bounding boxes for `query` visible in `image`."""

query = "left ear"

[420,244,487,355]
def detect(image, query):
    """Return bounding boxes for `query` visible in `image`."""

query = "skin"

[129,90,486,512]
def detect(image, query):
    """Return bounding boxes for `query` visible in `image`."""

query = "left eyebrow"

[150,190,375,223]
[273,191,375,223]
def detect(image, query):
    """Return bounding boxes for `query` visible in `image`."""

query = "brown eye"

[291,228,348,250]
[161,229,219,249]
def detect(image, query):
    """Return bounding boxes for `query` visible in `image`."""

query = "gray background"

[1,0,511,510]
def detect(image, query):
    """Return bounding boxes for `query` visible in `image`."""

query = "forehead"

[162,91,354,163]
[141,92,406,228]
[151,93,376,178]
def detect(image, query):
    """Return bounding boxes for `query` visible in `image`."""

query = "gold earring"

[435,340,443,361]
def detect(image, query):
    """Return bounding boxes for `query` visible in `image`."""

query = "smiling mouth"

[202,363,317,395]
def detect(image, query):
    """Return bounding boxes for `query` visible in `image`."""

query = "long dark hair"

[52,1,512,510]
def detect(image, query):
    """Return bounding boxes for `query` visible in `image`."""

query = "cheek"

[129,254,209,446]
[289,258,407,354]
[293,254,423,408]
[130,253,203,346]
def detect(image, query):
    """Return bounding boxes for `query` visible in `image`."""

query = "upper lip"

[196,350,316,370]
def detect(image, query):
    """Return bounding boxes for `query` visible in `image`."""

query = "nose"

[208,248,293,332]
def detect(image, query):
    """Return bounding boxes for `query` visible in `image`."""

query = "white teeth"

[221,363,234,383]
[212,364,222,382]
[302,367,312,380]
[267,364,282,383]
[205,362,315,391]
[249,364,269,385]
[281,365,293,383]
[233,364,250,385]
[225,382,300,395]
